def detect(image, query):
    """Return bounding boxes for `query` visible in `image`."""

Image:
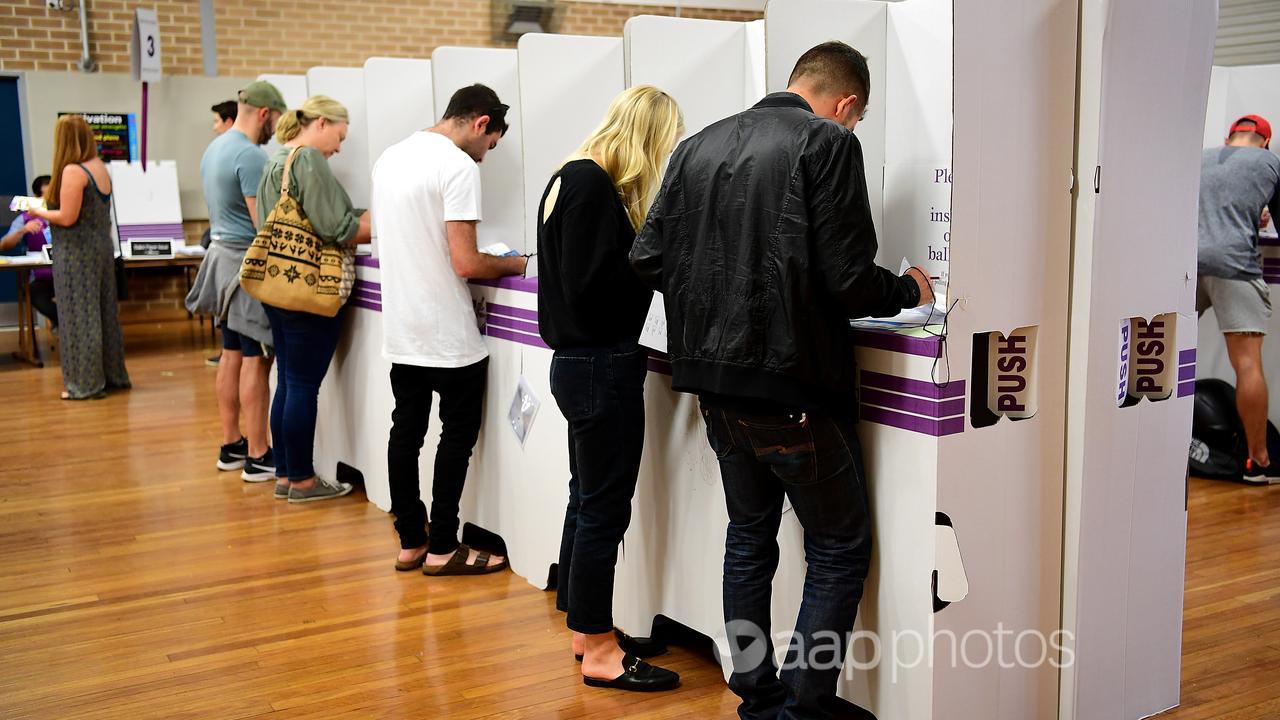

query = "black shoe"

[582,653,680,692]
[205,354,221,367]
[575,629,668,662]
[1243,458,1278,485]
[241,449,276,483]
[218,437,248,471]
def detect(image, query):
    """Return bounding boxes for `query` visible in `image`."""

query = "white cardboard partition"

[1198,63,1280,427]
[765,0,888,238]
[1062,1,1217,719]
[363,57,434,253]
[516,34,625,254]
[431,47,527,252]
[304,67,371,209]
[625,16,765,136]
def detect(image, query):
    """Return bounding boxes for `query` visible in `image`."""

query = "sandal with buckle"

[582,653,680,692]
[422,543,509,576]
[395,547,428,572]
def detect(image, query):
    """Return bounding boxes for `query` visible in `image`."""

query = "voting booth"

[303,2,1216,718]
[1198,62,1280,427]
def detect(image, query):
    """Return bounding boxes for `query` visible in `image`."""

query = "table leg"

[10,273,42,368]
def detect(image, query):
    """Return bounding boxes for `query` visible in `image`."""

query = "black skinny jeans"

[551,342,647,635]
[387,359,488,555]
[30,277,57,327]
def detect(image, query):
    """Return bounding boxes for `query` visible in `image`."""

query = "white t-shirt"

[372,131,487,368]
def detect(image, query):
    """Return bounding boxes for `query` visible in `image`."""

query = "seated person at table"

[1,175,56,328]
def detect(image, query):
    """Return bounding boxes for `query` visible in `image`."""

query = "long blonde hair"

[571,85,683,230]
[45,115,99,210]
[275,95,349,144]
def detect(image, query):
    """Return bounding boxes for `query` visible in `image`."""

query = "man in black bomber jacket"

[630,42,933,720]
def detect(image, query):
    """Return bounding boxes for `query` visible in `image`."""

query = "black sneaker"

[218,437,248,471]
[205,354,221,367]
[241,449,276,483]
[1243,458,1279,485]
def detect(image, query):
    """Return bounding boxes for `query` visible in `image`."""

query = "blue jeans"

[263,304,344,481]
[550,342,647,635]
[701,404,872,720]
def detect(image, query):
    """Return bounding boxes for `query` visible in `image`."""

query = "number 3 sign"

[130,8,162,83]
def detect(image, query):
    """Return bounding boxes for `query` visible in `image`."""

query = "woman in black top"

[537,85,683,692]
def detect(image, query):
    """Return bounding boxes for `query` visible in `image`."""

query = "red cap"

[1230,114,1272,142]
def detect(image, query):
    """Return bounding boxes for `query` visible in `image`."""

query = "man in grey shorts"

[1198,114,1280,481]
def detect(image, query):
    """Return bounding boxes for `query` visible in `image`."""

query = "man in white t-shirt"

[372,85,528,576]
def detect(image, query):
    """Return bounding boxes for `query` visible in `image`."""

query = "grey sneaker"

[274,482,289,500]
[287,476,353,504]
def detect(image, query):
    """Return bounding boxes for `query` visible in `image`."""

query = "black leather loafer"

[582,653,680,692]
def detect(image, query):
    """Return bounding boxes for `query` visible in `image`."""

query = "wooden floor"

[0,320,1276,719]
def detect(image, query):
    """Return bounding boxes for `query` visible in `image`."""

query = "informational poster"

[883,162,953,282]
[59,112,138,162]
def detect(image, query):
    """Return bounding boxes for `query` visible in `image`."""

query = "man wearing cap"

[186,80,287,484]
[1198,114,1280,482]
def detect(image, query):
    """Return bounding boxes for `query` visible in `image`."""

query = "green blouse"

[257,145,364,246]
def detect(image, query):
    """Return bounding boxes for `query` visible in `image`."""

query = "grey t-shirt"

[200,129,267,249]
[1198,145,1280,280]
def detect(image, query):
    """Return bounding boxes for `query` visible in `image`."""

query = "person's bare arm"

[446,220,527,279]
[245,196,258,229]
[31,166,87,227]
[0,220,39,251]
[347,211,372,245]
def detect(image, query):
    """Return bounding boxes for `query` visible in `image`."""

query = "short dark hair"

[788,41,871,110]
[32,175,51,196]
[442,84,509,137]
[211,100,238,122]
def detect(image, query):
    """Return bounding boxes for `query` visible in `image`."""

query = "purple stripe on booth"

[859,404,964,437]
[355,255,380,268]
[486,314,541,336]
[354,278,381,291]
[1178,364,1196,382]
[484,324,550,349]
[1178,348,1196,364]
[119,223,184,233]
[1260,235,1280,247]
[120,229,184,237]
[349,298,382,313]
[351,291,381,306]
[1177,380,1195,398]
[352,284,380,297]
[853,328,942,359]
[860,387,965,419]
[472,275,540,294]
[487,303,539,322]
[860,369,965,401]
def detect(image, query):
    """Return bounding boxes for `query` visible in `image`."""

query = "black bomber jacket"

[629,92,921,413]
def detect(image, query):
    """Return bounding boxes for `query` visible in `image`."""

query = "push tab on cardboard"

[970,326,1039,428]
[1118,313,1177,406]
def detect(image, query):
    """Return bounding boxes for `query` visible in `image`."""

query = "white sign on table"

[639,292,668,353]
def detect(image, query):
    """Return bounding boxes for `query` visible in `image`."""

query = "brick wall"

[1,0,762,76]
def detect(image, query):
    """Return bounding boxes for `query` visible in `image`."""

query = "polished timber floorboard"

[0,321,1275,719]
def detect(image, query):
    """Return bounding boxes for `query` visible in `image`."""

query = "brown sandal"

[394,547,428,572]
[422,543,509,576]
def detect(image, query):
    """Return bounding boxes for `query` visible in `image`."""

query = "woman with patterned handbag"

[253,95,371,503]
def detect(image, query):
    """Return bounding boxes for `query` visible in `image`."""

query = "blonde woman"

[29,115,131,400]
[256,96,371,503]
[536,85,683,692]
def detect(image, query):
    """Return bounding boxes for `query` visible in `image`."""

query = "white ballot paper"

[639,292,668,353]
[508,375,541,446]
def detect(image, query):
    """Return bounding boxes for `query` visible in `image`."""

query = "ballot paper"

[479,242,521,257]
[639,292,668,353]
[9,196,45,212]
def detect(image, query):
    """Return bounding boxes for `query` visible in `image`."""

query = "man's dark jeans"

[551,343,647,635]
[387,359,488,555]
[701,403,873,720]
